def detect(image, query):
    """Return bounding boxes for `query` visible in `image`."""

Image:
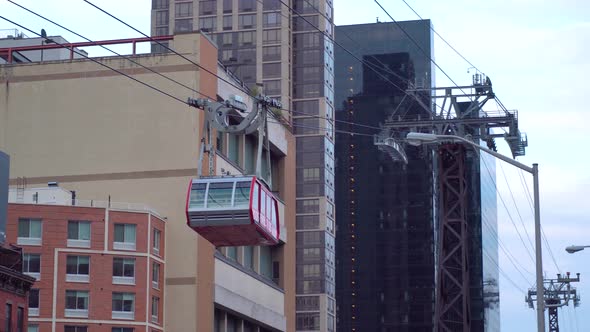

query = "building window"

[175,2,192,17]
[23,253,41,280]
[17,307,23,332]
[263,29,281,44]
[152,262,160,289]
[151,296,159,322]
[297,215,320,230]
[263,12,281,27]
[112,328,133,332]
[226,247,237,260]
[68,221,91,248]
[223,0,232,13]
[199,17,217,32]
[303,168,321,182]
[112,293,135,320]
[17,218,42,246]
[66,256,90,283]
[263,0,280,10]
[301,263,321,278]
[65,290,89,318]
[27,325,39,332]
[29,289,40,316]
[296,313,320,330]
[264,80,281,96]
[238,0,255,12]
[153,228,161,255]
[296,199,319,213]
[260,246,272,278]
[243,246,254,270]
[113,258,135,285]
[221,32,233,46]
[239,31,256,45]
[221,49,235,61]
[155,10,169,26]
[113,224,136,251]
[294,83,322,99]
[152,0,169,9]
[5,303,11,332]
[64,327,87,332]
[263,63,281,78]
[239,14,256,29]
[152,41,170,54]
[155,26,169,36]
[199,0,216,15]
[223,15,232,30]
[263,46,280,61]
[175,18,193,32]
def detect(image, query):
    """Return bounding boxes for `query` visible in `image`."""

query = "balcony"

[214,256,286,331]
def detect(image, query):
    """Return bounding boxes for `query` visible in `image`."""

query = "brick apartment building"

[0,245,35,332]
[5,186,165,332]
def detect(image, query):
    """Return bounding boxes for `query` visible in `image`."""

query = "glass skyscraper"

[334,20,499,332]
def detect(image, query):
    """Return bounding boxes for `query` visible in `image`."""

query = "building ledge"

[214,254,286,331]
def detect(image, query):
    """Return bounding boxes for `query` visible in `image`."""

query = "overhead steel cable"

[497,162,537,260]
[374,0,474,104]
[82,0,252,96]
[399,0,482,74]
[483,250,527,294]
[516,169,562,274]
[0,16,189,106]
[15,0,380,134]
[274,0,433,115]
[481,211,535,283]
[481,154,537,265]
[82,0,397,134]
[6,0,215,100]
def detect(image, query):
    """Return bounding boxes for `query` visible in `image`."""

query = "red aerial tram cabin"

[186,176,280,246]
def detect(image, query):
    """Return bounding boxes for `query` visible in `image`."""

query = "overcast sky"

[1,0,589,330]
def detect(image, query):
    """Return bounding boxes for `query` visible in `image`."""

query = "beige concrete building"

[0,32,296,332]
[150,2,336,330]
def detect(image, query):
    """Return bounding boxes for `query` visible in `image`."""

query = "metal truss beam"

[436,144,470,332]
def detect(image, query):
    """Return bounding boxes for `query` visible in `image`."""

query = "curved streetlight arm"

[405,133,533,173]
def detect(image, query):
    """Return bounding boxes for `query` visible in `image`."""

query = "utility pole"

[526,272,581,332]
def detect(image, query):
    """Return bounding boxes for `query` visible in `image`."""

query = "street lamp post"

[566,245,590,254]
[406,132,545,332]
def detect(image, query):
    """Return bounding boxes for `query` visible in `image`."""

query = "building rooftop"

[8,184,164,219]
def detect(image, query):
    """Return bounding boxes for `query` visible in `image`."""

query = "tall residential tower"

[150,1,336,330]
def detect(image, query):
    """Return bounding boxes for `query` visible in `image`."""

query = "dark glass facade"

[335,20,499,332]
[335,20,435,332]
[467,143,500,331]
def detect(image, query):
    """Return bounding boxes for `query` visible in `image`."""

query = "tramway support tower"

[526,273,581,332]
[186,95,283,247]
[376,74,528,332]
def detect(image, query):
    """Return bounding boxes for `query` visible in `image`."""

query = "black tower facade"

[334,20,500,331]
[334,20,435,332]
